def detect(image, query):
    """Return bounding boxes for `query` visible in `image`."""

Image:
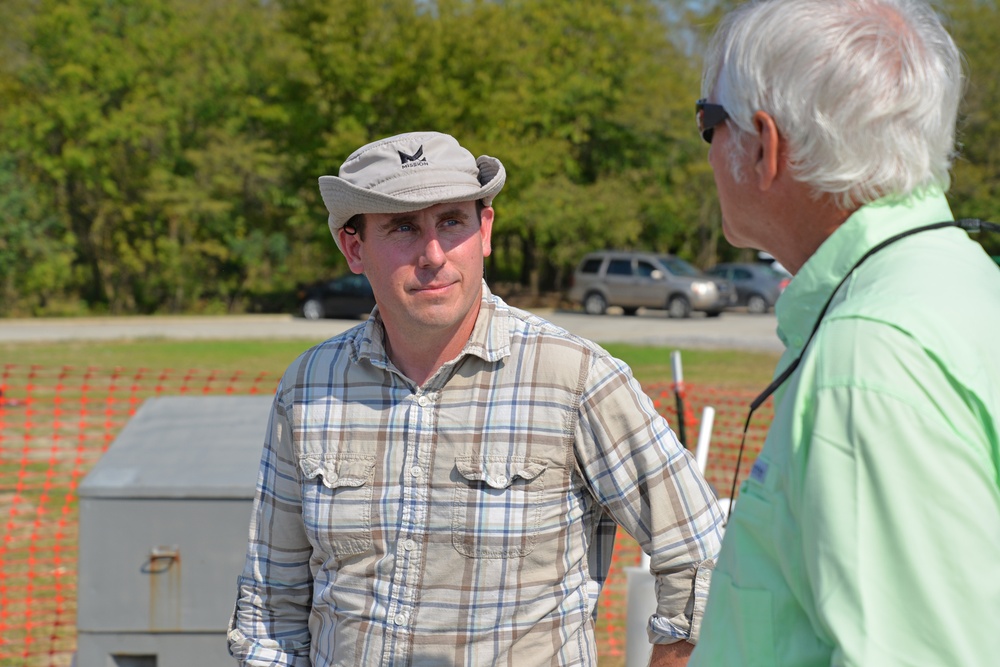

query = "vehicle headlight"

[691,281,718,297]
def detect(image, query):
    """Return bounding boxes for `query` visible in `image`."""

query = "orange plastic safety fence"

[0,364,277,666]
[648,382,773,500]
[0,364,769,666]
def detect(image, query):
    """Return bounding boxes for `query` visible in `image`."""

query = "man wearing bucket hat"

[228,131,724,666]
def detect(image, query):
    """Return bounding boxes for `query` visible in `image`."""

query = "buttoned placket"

[382,388,437,666]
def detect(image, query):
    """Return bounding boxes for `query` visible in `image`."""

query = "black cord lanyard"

[726,218,1000,522]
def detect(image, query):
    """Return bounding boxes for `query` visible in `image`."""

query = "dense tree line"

[0,0,997,316]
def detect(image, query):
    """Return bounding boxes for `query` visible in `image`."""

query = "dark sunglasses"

[696,99,729,144]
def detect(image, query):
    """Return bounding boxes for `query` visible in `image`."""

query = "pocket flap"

[299,453,376,489]
[455,456,547,490]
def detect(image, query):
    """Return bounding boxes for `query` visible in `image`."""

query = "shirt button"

[410,466,422,477]
[326,473,339,484]
[417,396,429,407]
[403,539,416,551]
[394,613,407,625]
[494,476,508,487]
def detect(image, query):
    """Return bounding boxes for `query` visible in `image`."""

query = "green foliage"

[1,0,999,315]
[2,0,305,314]
[0,155,78,315]
[946,0,1000,256]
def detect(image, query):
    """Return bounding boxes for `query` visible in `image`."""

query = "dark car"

[706,262,790,314]
[298,273,376,320]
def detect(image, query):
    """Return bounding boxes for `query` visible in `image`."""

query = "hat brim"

[320,155,505,249]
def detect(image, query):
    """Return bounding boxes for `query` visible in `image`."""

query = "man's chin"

[721,221,756,250]
[405,301,461,326]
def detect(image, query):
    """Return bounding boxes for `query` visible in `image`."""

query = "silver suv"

[567,250,735,318]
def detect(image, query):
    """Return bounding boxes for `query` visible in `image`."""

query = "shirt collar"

[463,283,513,364]
[352,281,512,370]
[774,188,953,357]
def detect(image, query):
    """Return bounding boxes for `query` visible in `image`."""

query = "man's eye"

[395,224,415,233]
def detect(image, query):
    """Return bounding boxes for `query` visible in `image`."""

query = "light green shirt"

[691,189,1000,666]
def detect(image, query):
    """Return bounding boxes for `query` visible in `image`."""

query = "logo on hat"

[398,145,428,169]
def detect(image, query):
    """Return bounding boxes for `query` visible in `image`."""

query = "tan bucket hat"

[318,131,506,250]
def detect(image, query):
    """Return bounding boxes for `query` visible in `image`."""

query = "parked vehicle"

[567,250,736,318]
[298,273,376,320]
[706,262,790,314]
[756,251,792,278]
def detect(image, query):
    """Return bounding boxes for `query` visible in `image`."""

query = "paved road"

[542,310,782,352]
[0,308,783,352]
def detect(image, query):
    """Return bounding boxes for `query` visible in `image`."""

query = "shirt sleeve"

[797,322,1000,665]
[228,389,314,666]
[574,352,725,644]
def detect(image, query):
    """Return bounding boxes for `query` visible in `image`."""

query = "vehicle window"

[636,261,658,278]
[707,267,728,278]
[579,258,603,274]
[607,259,633,276]
[734,268,753,280]
[659,256,702,277]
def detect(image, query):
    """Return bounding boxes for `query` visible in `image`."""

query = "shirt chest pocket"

[452,456,548,559]
[298,453,376,560]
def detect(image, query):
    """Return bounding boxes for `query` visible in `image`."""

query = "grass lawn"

[1,339,780,391]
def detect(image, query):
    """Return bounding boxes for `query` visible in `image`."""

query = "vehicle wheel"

[302,299,325,320]
[622,307,639,316]
[747,294,768,314]
[583,292,608,315]
[667,295,691,319]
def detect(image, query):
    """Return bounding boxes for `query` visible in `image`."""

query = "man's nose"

[419,233,446,267]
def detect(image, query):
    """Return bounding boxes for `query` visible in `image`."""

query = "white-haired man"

[228,131,724,666]
[690,1,1000,665]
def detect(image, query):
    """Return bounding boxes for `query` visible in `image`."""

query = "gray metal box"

[76,395,272,667]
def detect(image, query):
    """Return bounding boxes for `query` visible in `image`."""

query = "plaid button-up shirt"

[229,286,724,666]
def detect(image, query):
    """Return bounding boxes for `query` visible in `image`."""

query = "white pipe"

[625,563,656,667]
[694,406,715,474]
[670,350,684,387]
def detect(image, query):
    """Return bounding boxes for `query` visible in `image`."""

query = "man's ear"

[753,110,781,191]
[339,228,366,274]
[479,206,495,258]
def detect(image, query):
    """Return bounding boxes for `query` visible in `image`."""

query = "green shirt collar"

[775,188,954,357]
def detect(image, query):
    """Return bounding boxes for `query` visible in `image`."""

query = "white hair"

[702,0,963,209]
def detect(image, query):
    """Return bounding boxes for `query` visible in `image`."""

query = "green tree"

[946,0,1000,257]
[2,0,301,314]
[0,155,78,315]
[275,0,728,294]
